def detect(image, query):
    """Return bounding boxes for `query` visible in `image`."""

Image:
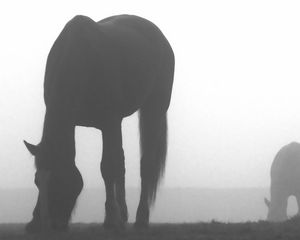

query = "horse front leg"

[25,197,41,233]
[115,166,128,224]
[295,193,300,216]
[100,119,127,230]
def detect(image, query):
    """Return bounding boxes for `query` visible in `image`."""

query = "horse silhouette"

[24,15,174,232]
[265,142,300,221]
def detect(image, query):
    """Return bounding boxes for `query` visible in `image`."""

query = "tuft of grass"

[1,219,300,240]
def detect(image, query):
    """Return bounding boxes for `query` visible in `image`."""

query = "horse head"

[264,197,288,222]
[24,140,83,233]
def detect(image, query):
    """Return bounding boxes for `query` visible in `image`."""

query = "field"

[1,217,300,240]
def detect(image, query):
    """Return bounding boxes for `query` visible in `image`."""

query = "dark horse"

[24,15,174,232]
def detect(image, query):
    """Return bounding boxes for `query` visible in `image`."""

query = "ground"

[1,217,300,240]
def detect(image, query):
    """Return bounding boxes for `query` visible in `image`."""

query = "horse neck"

[41,109,75,167]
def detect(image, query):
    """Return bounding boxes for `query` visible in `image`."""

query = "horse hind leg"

[101,154,122,230]
[116,170,128,223]
[135,46,174,229]
[100,119,127,230]
[295,193,300,216]
[135,108,168,229]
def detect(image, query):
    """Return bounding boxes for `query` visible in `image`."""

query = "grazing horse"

[265,142,300,221]
[24,14,174,232]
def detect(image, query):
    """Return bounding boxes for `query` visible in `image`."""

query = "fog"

[1,188,298,223]
[1,0,300,193]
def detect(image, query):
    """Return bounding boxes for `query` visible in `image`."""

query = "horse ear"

[264,197,271,208]
[24,140,38,156]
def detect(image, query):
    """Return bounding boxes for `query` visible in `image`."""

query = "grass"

[1,217,300,240]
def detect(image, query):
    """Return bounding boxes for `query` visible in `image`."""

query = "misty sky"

[0,0,300,189]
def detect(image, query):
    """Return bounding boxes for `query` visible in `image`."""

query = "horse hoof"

[120,209,128,223]
[25,220,41,234]
[53,224,69,232]
[134,221,149,230]
[103,220,126,232]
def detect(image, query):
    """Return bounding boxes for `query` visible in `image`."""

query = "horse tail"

[138,38,174,206]
[139,109,168,205]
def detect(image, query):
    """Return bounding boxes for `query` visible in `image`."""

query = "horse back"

[271,142,300,193]
[44,15,174,125]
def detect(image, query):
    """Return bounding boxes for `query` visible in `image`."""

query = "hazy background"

[0,188,298,223]
[0,0,300,222]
